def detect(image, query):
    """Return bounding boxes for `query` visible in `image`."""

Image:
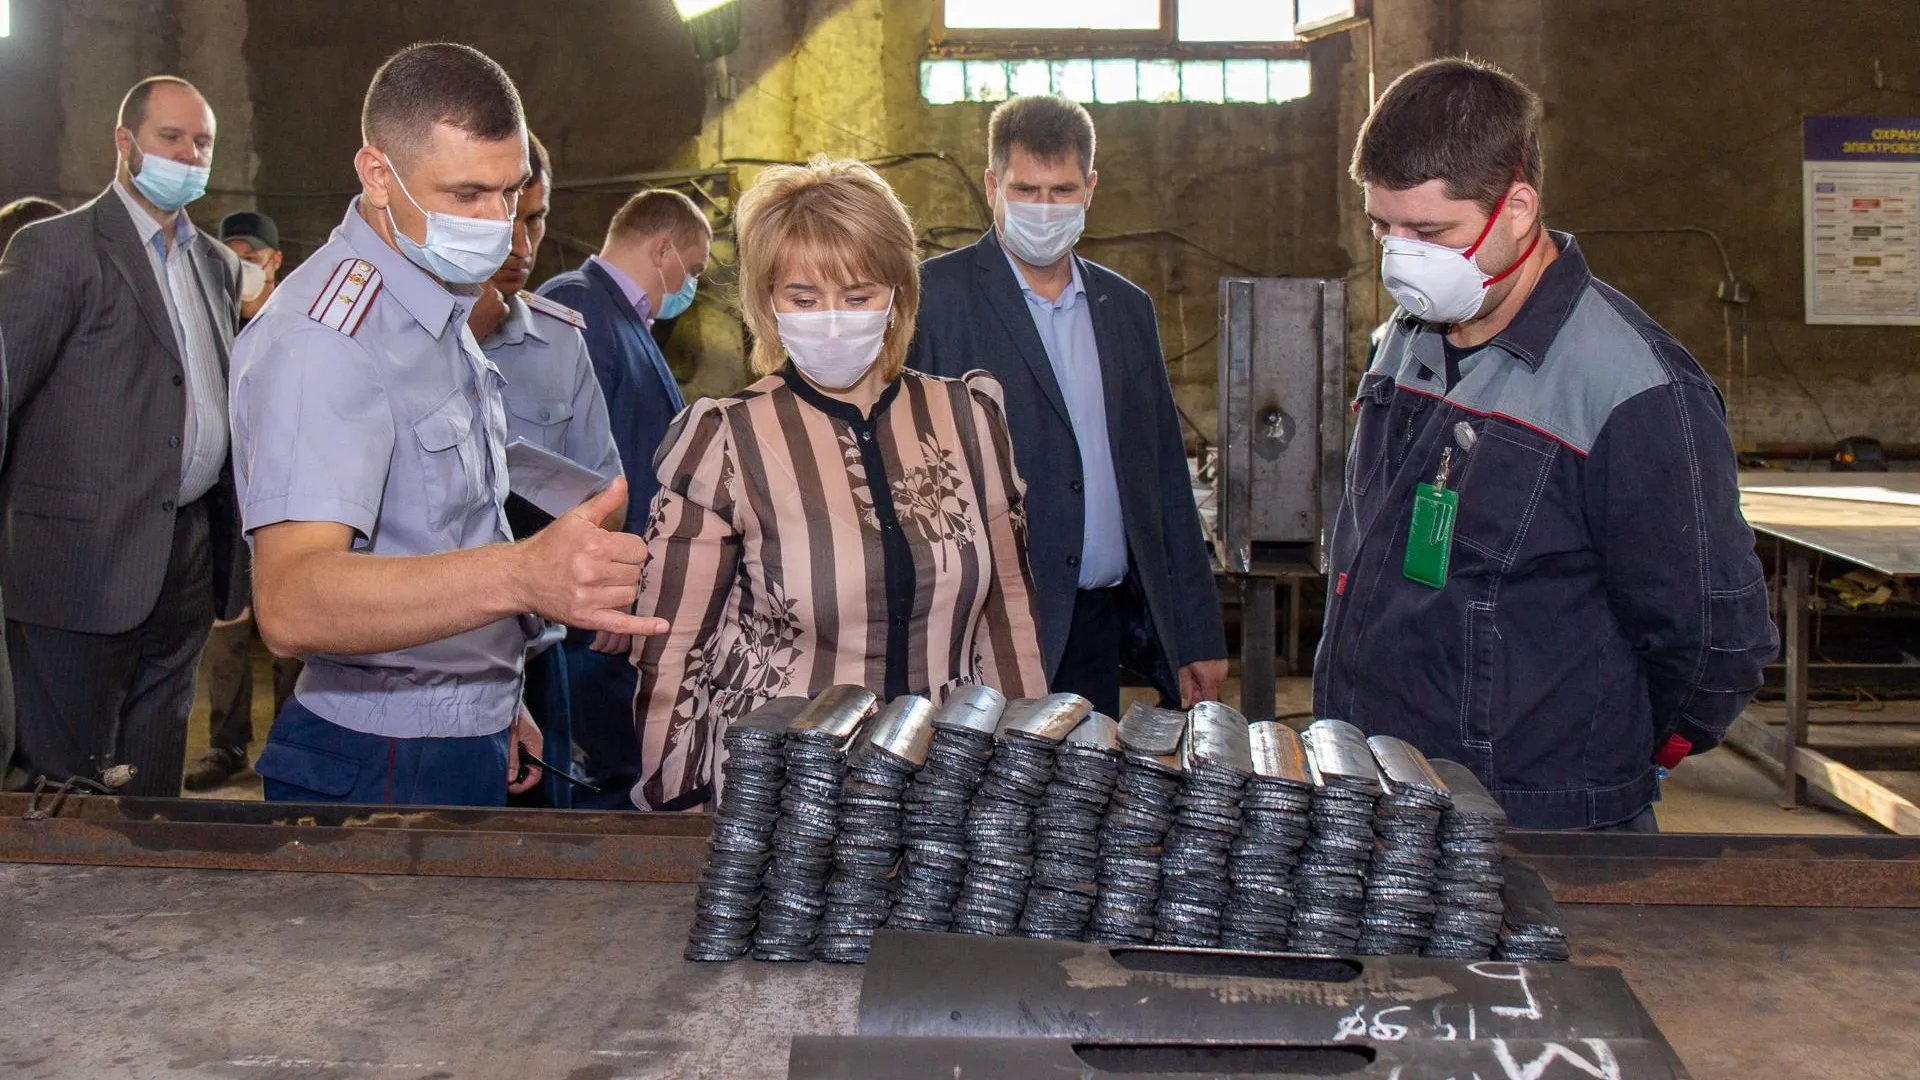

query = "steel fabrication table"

[4,796,1920,1079]
[2,865,1918,1080]
[1737,472,1920,832]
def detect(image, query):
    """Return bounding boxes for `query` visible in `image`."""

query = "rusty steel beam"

[1507,831,1920,908]
[0,793,710,882]
[6,793,1920,907]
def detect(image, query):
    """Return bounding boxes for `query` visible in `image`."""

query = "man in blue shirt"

[913,95,1227,718]
[468,131,624,807]
[535,189,709,805]
[229,43,664,806]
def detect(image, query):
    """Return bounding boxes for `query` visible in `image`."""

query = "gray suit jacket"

[0,188,247,634]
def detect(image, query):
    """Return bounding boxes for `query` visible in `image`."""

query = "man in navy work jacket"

[1318,57,1777,830]
[229,43,665,806]
[535,188,708,806]
[913,94,1228,718]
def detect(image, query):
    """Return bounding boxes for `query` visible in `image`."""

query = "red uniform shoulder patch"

[305,258,382,336]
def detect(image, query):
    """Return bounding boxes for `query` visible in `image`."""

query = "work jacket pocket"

[1447,419,1558,570]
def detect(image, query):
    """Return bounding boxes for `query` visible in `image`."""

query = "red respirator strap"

[1463,173,1541,288]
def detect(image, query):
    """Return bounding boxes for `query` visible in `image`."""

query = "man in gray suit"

[0,76,245,797]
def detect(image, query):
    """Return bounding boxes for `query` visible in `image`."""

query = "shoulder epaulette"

[306,258,382,336]
[521,290,587,330]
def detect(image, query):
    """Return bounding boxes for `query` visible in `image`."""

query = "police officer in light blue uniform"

[228,43,663,807]
[469,132,623,808]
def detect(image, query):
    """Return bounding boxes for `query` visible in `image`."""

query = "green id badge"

[1403,482,1458,588]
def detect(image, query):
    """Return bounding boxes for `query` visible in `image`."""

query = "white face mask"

[382,155,515,285]
[1379,187,1539,324]
[777,292,894,391]
[999,196,1086,267]
[238,259,267,303]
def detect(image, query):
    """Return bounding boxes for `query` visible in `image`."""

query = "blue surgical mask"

[382,156,514,285]
[129,142,210,211]
[658,243,698,320]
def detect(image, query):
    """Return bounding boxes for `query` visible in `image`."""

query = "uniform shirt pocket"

[411,389,487,533]
[503,395,576,452]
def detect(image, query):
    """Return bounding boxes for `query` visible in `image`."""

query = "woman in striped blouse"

[629,158,1048,810]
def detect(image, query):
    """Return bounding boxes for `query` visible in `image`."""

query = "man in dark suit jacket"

[0,76,245,796]
[535,189,709,808]
[913,95,1228,718]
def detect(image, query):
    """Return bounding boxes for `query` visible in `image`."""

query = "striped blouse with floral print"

[629,365,1048,810]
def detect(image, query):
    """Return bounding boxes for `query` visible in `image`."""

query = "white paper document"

[505,438,612,521]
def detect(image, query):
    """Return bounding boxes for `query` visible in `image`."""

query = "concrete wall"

[10,0,1919,448]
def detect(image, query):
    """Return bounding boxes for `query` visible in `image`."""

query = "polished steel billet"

[1429,759,1506,824]
[861,696,938,769]
[1066,712,1120,751]
[1300,718,1382,792]
[732,696,811,736]
[1367,734,1448,798]
[932,684,1006,735]
[789,684,881,746]
[1248,721,1310,784]
[1003,692,1092,744]
[1118,702,1187,755]
[1183,701,1253,776]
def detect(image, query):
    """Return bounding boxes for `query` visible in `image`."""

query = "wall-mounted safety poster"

[1804,116,1920,325]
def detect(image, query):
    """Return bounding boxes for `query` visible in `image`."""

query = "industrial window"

[934,0,1296,44]
[926,0,1308,106]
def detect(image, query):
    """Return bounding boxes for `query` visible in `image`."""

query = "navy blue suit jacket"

[537,261,686,534]
[911,232,1226,682]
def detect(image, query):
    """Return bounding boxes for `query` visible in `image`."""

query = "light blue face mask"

[658,242,698,320]
[382,156,514,285]
[128,141,210,211]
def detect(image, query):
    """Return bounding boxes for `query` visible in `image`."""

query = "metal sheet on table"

[790,1036,1684,1079]
[1738,474,1920,576]
[857,931,1660,1043]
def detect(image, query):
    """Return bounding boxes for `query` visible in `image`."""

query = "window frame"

[930,0,1305,59]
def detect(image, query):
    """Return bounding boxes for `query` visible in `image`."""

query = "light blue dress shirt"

[482,291,625,656]
[230,199,536,739]
[1005,246,1127,589]
[112,180,228,504]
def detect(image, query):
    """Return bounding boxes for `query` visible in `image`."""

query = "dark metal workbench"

[4,796,1918,1079]
[2,867,1917,1080]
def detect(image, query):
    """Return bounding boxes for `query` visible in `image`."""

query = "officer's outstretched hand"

[517,476,670,638]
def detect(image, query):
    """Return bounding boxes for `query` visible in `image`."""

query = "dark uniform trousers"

[7,498,215,796]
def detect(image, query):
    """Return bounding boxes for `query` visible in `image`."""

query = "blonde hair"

[734,157,920,380]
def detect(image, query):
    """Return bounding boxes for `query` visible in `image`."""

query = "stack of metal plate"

[1153,702,1252,947]
[753,686,878,962]
[1220,721,1313,951]
[1495,862,1572,962]
[1087,703,1187,945]
[888,687,1004,933]
[817,697,937,964]
[686,697,808,961]
[951,695,1090,936]
[830,930,1688,1079]
[1356,735,1451,956]
[1019,713,1122,940]
[1424,759,1507,960]
[1287,719,1383,956]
